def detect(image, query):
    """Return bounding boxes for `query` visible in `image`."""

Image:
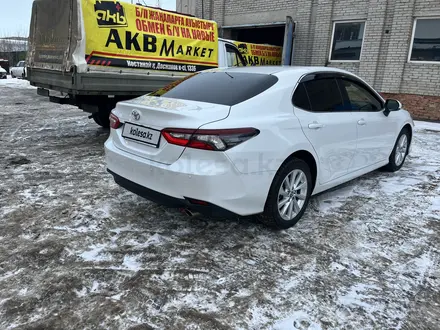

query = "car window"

[292,83,312,110]
[226,45,245,67]
[302,78,345,112]
[339,79,382,111]
[147,71,278,106]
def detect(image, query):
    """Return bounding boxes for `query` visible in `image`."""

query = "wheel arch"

[402,123,413,147]
[278,150,318,192]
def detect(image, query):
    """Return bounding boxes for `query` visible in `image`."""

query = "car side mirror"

[384,99,401,117]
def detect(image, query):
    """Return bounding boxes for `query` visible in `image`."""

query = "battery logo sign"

[237,43,249,55]
[94,1,128,28]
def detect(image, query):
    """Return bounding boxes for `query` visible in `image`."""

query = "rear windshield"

[148,71,278,106]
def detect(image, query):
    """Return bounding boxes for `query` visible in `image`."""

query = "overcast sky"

[0,0,176,37]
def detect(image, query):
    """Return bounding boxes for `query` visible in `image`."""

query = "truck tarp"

[28,0,219,74]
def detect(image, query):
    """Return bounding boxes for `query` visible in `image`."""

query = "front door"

[337,78,398,171]
[292,75,357,185]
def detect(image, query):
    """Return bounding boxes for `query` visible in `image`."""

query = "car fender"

[399,112,415,154]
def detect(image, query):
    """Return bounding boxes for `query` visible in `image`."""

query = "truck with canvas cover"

[27,0,245,127]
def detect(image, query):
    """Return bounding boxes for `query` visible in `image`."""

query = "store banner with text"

[81,0,219,72]
[233,41,282,66]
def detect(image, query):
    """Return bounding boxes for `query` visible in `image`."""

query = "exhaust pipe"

[180,208,201,217]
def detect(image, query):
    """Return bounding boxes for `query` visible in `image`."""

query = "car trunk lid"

[112,96,231,164]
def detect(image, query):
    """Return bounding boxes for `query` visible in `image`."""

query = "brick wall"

[179,0,440,121]
[223,0,292,16]
[381,93,440,121]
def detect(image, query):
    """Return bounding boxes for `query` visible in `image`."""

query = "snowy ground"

[0,78,439,330]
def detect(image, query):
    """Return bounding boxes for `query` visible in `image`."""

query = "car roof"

[216,65,355,77]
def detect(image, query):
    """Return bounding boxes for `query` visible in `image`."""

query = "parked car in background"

[0,59,9,74]
[0,66,7,79]
[105,66,414,229]
[10,61,26,78]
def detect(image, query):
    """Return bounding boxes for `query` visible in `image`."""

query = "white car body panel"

[351,110,399,170]
[105,66,414,216]
[10,61,26,78]
[105,137,274,215]
[294,109,357,185]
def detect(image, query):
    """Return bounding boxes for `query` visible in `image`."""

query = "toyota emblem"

[131,109,140,121]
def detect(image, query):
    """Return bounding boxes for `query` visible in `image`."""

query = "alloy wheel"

[395,134,408,166]
[277,169,308,221]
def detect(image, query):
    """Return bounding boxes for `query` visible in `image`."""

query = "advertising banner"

[233,41,282,66]
[81,0,219,73]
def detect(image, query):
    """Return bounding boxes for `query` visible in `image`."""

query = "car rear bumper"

[107,169,237,217]
[104,138,275,216]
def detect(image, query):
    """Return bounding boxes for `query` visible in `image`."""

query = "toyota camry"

[104,66,414,229]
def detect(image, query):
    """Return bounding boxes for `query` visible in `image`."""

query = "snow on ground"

[0,77,36,90]
[414,120,440,132]
[0,83,439,329]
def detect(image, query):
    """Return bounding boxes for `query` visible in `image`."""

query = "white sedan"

[105,66,414,229]
[10,61,26,78]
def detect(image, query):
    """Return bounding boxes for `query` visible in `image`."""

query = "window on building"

[409,18,440,62]
[330,21,366,62]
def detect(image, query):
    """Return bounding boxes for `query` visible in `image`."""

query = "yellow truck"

[27,0,246,127]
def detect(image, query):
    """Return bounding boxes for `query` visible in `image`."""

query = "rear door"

[337,78,398,170]
[292,74,357,184]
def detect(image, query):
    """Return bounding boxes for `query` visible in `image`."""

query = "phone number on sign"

[185,65,197,72]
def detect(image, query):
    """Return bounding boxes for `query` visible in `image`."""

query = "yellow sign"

[233,41,282,66]
[81,0,219,73]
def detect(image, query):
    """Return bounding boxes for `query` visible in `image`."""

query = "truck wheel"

[92,110,110,128]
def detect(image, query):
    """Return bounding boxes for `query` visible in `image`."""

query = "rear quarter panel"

[199,83,319,176]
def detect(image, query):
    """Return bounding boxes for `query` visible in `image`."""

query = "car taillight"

[161,127,259,151]
[109,113,121,129]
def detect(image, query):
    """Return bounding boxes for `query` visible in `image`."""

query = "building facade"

[0,38,29,72]
[176,0,440,121]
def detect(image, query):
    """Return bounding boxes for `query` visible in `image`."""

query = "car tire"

[258,158,313,229]
[92,110,110,128]
[384,128,410,172]
[11,73,15,78]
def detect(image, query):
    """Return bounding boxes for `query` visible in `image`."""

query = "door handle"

[308,122,324,129]
[357,119,366,126]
